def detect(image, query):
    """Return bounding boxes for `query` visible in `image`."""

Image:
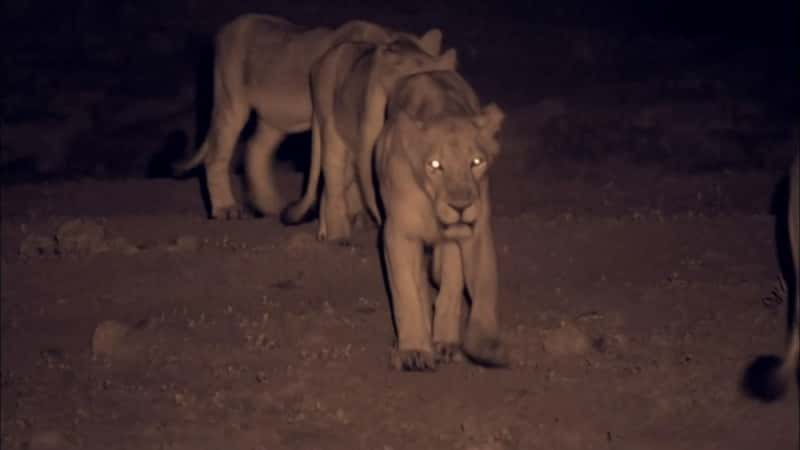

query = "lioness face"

[419,118,498,240]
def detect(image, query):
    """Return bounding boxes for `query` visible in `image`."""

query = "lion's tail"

[358,133,382,225]
[776,152,800,389]
[281,116,323,225]
[743,151,799,401]
[172,139,210,176]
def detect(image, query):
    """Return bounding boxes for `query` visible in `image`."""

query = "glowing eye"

[471,157,484,167]
[428,159,442,170]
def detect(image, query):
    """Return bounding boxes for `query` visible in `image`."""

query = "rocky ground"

[2,1,798,449]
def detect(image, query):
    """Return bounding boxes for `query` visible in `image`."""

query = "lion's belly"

[243,31,332,134]
[251,87,313,133]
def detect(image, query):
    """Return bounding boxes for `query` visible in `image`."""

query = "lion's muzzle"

[436,197,479,240]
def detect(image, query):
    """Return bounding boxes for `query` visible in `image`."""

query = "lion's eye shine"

[428,159,443,170]
[471,156,484,167]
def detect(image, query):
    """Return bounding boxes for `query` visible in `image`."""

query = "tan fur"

[374,71,507,370]
[173,14,443,219]
[281,39,458,242]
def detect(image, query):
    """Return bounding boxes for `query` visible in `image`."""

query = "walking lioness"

[173,14,443,219]
[745,152,799,401]
[374,71,507,370]
[281,39,458,242]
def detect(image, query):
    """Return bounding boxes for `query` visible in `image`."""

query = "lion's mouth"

[436,200,478,239]
[441,223,474,240]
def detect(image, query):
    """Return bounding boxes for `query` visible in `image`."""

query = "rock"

[105,236,140,255]
[91,320,132,357]
[28,430,73,449]
[166,235,200,253]
[542,322,590,357]
[55,219,107,255]
[286,232,316,256]
[19,234,57,257]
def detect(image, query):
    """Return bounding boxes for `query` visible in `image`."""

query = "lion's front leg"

[460,222,509,367]
[432,242,465,364]
[383,221,435,370]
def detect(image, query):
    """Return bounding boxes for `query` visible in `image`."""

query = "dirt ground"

[2,2,799,450]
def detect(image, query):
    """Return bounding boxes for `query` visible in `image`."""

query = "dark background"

[4,0,798,182]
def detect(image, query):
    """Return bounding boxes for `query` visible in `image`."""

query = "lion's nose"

[448,199,472,214]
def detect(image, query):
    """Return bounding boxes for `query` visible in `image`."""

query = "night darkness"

[2,1,799,449]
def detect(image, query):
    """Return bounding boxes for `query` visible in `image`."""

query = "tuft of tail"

[281,117,323,225]
[280,200,316,225]
[171,141,210,176]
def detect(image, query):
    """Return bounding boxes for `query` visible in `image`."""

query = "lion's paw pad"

[390,349,436,371]
[212,206,247,221]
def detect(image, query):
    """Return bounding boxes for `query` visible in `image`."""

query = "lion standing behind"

[173,14,443,219]
[280,38,458,242]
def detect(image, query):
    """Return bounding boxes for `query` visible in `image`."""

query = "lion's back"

[388,71,480,122]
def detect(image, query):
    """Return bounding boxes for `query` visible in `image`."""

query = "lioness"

[374,70,507,370]
[173,14,443,219]
[746,152,799,400]
[280,39,458,242]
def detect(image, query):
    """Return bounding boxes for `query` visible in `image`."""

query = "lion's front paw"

[316,230,353,247]
[433,341,464,365]
[211,205,247,220]
[462,335,510,368]
[390,349,437,371]
[316,225,354,244]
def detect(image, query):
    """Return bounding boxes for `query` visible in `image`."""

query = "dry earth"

[2,1,799,449]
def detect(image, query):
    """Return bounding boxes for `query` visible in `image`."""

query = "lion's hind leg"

[347,180,374,233]
[317,125,354,243]
[204,99,250,220]
[246,121,287,216]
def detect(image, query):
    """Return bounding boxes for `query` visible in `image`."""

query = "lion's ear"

[474,102,505,138]
[418,28,443,56]
[437,48,458,71]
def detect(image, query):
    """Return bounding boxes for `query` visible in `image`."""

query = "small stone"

[55,219,107,255]
[91,320,132,356]
[167,235,200,253]
[542,322,590,357]
[106,237,139,255]
[28,430,72,449]
[19,234,56,257]
[286,232,315,255]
